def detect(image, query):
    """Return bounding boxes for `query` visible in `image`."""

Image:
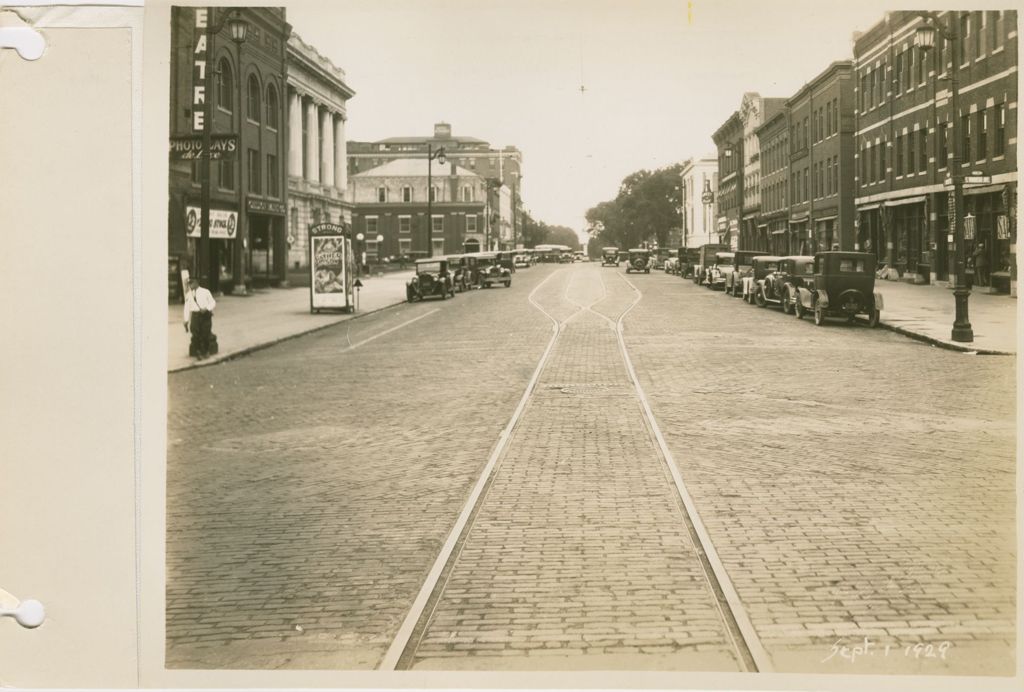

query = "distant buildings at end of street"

[347,123,524,252]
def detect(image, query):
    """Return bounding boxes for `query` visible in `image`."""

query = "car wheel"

[406,288,414,303]
[795,297,805,319]
[782,289,792,314]
[868,308,880,328]
[504,279,511,288]
[755,290,766,307]
[626,267,631,273]
[813,303,825,326]
[645,269,650,274]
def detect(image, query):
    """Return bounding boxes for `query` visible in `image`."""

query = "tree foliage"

[585,163,684,250]
[519,209,581,250]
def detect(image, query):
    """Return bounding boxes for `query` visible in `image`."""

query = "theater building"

[168,7,291,295]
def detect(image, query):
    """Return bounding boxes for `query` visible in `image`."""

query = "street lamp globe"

[914,24,937,50]
[375,234,384,243]
[227,12,249,43]
[356,232,365,241]
[437,151,447,165]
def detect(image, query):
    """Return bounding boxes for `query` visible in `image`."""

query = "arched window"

[266,84,279,129]
[216,57,233,112]
[247,74,261,123]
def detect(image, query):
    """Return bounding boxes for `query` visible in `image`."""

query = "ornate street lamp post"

[230,15,248,295]
[426,144,446,257]
[197,8,248,289]
[915,10,973,342]
[355,231,365,277]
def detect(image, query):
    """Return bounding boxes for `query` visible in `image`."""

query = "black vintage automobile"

[445,254,471,292]
[705,251,734,289]
[794,252,883,327]
[475,252,512,288]
[678,247,701,278]
[725,250,769,297]
[496,250,517,274]
[693,243,729,284]
[776,255,815,314]
[746,256,782,305]
[625,248,652,273]
[407,258,454,301]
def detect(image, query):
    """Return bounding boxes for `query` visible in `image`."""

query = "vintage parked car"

[407,258,454,301]
[625,248,652,273]
[677,247,700,278]
[496,251,518,273]
[725,250,768,297]
[513,253,530,268]
[601,247,620,266]
[445,254,471,292]
[747,256,783,306]
[693,243,729,284]
[664,256,680,274]
[475,252,513,288]
[651,249,671,270]
[774,255,816,314]
[794,252,883,327]
[705,251,734,289]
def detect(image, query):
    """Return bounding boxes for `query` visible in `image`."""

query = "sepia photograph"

[163,0,1018,682]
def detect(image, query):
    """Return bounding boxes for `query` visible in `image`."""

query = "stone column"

[305,98,320,184]
[334,116,347,194]
[320,107,335,188]
[288,89,303,178]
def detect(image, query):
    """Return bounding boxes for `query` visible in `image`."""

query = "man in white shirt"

[183,278,217,359]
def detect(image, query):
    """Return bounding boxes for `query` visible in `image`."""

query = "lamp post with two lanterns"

[914,10,973,342]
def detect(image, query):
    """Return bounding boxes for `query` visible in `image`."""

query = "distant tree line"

[585,163,684,251]
[519,209,581,250]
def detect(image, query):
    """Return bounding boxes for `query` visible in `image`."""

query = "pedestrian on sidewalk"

[184,278,217,359]
[973,241,989,287]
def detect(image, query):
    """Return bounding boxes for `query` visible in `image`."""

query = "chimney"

[434,122,452,139]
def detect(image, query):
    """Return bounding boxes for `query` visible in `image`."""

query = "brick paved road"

[409,267,742,671]
[167,261,1015,676]
[622,269,1016,675]
[166,266,558,669]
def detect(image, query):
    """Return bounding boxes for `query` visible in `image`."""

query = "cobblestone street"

[167,263,1015,675]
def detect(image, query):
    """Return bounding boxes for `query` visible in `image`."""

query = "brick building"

[349,123,523,249]
[787,60,857,255]
[740,93,787,250]
[285,32,355,285]
[712,111,744,250]
[756,110,789,254]
[854,10,1017,290]
[679,155,719,249]
[348,159,487,260]
[168,7,291,294]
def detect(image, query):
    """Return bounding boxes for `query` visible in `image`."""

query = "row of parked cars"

[666,245,884,327]
[600,247,676,273]
[406,251,519,301]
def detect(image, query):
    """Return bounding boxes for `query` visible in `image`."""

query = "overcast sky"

[286,0,951,234]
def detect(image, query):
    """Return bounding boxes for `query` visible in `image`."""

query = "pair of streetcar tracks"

[379,265,772,673]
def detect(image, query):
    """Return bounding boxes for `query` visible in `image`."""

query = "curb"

[169,297,409,374]
[854,315,1015,356]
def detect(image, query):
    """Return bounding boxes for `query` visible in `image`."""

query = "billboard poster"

[185,205,238,239]
[310,224,355,312]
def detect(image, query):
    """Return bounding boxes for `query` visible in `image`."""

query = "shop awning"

[964,183,1006,196]
[814,214,838,222]
[771,229,787,235]
[883,195,926,207]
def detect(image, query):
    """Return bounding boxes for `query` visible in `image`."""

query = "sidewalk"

[868,279,1017,354]
[168,271,413,372]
